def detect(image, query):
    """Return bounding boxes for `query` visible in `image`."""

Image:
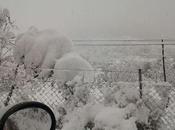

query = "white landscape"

[0,0,175,130]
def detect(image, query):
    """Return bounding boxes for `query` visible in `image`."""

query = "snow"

[14,26,38,65]
[62,104,103,130]
[1,69,173,130]
[0,105,12,119]
[14,28,73,79]
[94,107,125,128]
[13,117,51,130]
[120,118,137,130]
[135,101,150,124]
[62,103,138,130]
[53,52,94,86]
[2,24,175,130]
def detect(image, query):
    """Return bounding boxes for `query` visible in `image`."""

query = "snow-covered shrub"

[20,29,73,79]
[60,81,155,130]
[74,84,91,105]
[61,86,91,112]
[97,56,157,83]
[62,103,139,130]
[54,106,67,129]
[103,81,171,125]
[13,26,38,65]
[144,57,175,88]
[62,104,103,130]
[59,78,92,112]
[0,7,45,108]
[52,53,95,111]
[94,106,138,130]
[0,11,41,106]
[103,82,140,107]
[53,52,94,87]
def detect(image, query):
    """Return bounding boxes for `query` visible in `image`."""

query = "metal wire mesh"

[0,72,175,130]
[0,42,175,129]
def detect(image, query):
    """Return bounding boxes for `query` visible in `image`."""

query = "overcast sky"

[1,0,175,39]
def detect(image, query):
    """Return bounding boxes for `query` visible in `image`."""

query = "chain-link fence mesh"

[1,43,175,130]
[0,71,175,130]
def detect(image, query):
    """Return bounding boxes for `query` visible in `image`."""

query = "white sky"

[1,0,175,39]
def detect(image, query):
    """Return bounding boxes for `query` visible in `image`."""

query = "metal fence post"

[161,42,166,82]
[138,69,142,99]
[161,41,170,108]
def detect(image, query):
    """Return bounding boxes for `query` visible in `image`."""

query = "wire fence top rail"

[7,38,175,47]
[0,65,139,73]
[73,39,175,46]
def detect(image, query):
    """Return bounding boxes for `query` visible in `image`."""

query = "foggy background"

[1,0,175,39]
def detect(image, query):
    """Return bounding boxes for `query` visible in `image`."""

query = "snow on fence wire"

[0,67,175,129]
[1,41,175,129]
[0,66,140,107]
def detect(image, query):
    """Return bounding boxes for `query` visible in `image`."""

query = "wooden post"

[138,69,142,99]
[162,42,166,82]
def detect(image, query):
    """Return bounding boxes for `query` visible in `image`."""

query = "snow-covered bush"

[52,53,95,111]
[52,55,94,115]
[99,56,157,82]
[62,104,103,130]
[13,26,38,65]
[103,82,139,107]
[0,7,46,108]
[102,82,150,125]
[144,57,175,88]
[15,28,73,79]
[59,82,136,130]
[60,79,172,130]
[57,77,92,112]
[93,106,138,130]
[53,52,94,87]
[61,103,139,130]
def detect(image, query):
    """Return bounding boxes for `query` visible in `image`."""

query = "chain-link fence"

[1,42,175,129]
[0,70,175,130]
